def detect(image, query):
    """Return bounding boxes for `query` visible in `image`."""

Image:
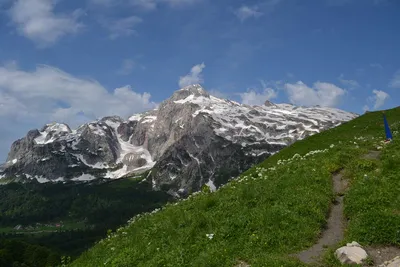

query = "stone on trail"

[379,256,400,267]
[335,241,368,265]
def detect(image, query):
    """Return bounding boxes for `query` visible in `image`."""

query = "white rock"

[379,256,400,267]
[335,242,368,265]
[387,256,400,267]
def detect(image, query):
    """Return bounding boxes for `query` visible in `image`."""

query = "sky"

[0,0,399,162]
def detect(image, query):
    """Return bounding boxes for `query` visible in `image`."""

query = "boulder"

[335,241,368,265]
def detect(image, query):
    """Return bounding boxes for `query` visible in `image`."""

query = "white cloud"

[370,63,383,69]
[368,90,389,110]
[338,74,359,89]
[234,5,263,22]
[89,0,115,5]
[91,0,199,9]
[9,0,83,47]
[284,81,346,107]
[117,59,136,75]
[0,63,156,126]
[130,0,158,9]
[0,63,157,162]
[178,63,205,88]
[240,88,277,106]
[161,0,201,7]
[102,16,143,39]
[389,69,400,88]
[326,0,387,6]
[238,80,278,105]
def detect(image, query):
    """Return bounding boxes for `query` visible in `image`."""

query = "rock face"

[0,85,358,193]
[335,242,369,265]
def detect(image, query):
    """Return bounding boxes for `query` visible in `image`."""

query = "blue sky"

[0,0,399,162]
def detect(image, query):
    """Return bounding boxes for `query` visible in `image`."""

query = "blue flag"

[383,114,393,140]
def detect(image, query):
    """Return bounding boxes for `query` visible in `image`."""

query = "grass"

[71,107,400,267]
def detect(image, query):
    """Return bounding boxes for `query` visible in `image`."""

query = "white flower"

[293,154,301,159]
[206,233,214,239]
[330,144,335,148]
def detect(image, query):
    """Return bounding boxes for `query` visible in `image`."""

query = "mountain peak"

[40,122,71,133]
[159,84,211,107]
[172,84,210,100]
[179,84,206,93]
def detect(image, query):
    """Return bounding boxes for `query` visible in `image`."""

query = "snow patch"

[129,114,143,121]
[188,152,201,165]
[71,174,97,181]
[73,154,109,169]
[169,172,177,180]
[68,164,79,168]
[89,124,105,136]
[141,116,157,124]
[206,179,217,192]
[25,174,50,183]
[34,123,70,145]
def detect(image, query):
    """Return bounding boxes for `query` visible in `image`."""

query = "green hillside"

[72,108,400,267]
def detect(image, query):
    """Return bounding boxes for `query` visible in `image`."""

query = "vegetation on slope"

[0,176,173,266]
[72,107,400,267]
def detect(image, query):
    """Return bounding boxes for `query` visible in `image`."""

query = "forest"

[0,176,173,266]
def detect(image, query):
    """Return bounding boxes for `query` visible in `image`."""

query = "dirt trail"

[296,171,347,264]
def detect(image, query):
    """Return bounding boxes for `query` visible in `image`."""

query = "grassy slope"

[72,108,400,267]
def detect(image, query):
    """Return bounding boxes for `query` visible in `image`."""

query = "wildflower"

[330,144,335,148]
[293,154,301,159]
[206,233,214,239]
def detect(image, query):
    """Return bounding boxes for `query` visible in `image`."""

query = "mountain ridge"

[0,84,358,193]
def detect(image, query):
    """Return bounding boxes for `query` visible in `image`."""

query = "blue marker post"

[383,113,393,142]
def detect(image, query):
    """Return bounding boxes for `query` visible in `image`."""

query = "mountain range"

[0,84,357,195]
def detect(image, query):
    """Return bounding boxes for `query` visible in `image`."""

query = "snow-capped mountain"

[0,85,357,193]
